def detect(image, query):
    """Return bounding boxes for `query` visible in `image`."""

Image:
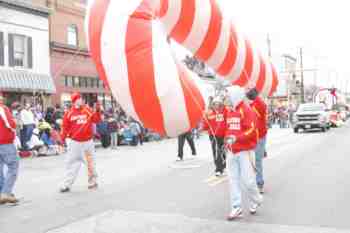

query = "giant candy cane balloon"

[86,0,279,137]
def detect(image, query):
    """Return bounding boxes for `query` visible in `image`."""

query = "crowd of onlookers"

[268,105,295,129]
[7,102,163,157]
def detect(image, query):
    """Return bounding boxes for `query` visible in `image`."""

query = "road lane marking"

[204,175,228,186]
[208,176,228,186]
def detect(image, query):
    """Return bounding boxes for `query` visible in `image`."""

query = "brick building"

[31,0,112,108]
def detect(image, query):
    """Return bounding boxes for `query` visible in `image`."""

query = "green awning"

[0,69,56,93]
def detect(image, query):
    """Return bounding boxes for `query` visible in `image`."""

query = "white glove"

[65,138,72,147]
[225,135,237,145]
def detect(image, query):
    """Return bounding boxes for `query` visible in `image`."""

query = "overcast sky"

[218,0,350,90]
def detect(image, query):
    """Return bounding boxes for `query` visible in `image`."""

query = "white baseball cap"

[226,85,245,108]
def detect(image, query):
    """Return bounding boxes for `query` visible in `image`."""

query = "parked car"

[293,103,331,133]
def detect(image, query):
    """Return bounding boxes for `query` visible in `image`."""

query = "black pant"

[209,135,226,173]
[178,132,196,159]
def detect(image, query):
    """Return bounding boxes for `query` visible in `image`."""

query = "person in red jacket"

[60,92,102,193]
[247,88,268,194]
[202,97,227,176]
[224,86,263,221]
[0,94,19,204]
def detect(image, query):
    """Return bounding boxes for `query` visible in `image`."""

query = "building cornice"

[0,0,50,17]
[50,42,90,56]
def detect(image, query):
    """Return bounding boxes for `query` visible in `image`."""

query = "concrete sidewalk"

[46,210,347,233]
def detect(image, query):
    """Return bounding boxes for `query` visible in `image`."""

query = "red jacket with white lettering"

[61,105,102,142]
[0,104,16,144]
[202,108,226,137]
[224,102,258,154]
[250,96,268,139]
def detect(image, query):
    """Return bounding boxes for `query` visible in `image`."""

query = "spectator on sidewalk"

[247,88,268,194]
[19,103,36,151]
[53,104,63,130]
[45,107,56,125]
[0,94,20,204]
[97,115,111,148]
[177,130,197,161]
[202,96,226,176]
[224,86,263,221]
[107,115,119,149]
[129,119,141,146]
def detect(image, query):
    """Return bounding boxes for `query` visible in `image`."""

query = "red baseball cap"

[71,92,81,103]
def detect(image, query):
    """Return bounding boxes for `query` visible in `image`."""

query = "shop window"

[65,76,73,87]
[67,25,78,47]
[79,77,87,88]
[73,76,79,87]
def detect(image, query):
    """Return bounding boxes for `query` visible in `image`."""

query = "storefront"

[0,69,56,107]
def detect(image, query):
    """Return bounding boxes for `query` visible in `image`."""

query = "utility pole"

[267,34,272,59]
[299,48,305,103]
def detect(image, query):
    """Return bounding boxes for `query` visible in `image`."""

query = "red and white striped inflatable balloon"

[86,0,279,137]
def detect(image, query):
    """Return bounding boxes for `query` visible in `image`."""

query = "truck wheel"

[321,127,326,132]
[294,128,299,133]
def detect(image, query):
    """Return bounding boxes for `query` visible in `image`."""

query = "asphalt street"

[1,124,350,233]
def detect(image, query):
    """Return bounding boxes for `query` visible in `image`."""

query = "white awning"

[0,69,56,93]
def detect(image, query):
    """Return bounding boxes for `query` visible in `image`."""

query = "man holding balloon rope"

[224,86,263,220]
[60,93,102,193]
[202,96,227,177]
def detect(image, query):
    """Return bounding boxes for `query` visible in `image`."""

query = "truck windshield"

[299,105,324,112]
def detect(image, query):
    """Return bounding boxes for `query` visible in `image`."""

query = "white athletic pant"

[63,139,97,188]
[227,150,263,210]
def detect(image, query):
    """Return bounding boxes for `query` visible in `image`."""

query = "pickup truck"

[293,103,330,133]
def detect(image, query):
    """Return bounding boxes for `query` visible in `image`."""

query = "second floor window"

[67,25,78,47]
[8,33,33,69]
[13,35,26,67]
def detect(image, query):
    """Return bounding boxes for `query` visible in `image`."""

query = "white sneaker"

[215,171,222,177]
[249,202,262,215]
[176,157,183,162]
[226,207,243,221]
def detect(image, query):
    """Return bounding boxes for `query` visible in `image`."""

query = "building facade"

[31,0,112,108]
[0,0,55,107]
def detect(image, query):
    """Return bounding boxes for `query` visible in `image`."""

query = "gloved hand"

[225,135,237,145]
[65,138,72,147]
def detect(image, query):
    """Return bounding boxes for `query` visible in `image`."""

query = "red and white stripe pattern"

[86,0,278,136]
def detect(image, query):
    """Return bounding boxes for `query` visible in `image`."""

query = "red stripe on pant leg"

[195,0,222,61]
[126,4,166,135]
[256,57,266,93]
[269,64,278,96]
[216,26,238,76]
[159,0,168,17]
[233,39,253,86]
[88,0,111,88]
[170,0,195,43]
[176,63,205,130]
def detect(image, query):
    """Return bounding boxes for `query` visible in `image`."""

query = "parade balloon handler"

[0,94,20,204]
[177,130,197,161]
[60,92,102,193]
[202,96,227,176]
[224,86,263,221]
[246,88,268,194]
